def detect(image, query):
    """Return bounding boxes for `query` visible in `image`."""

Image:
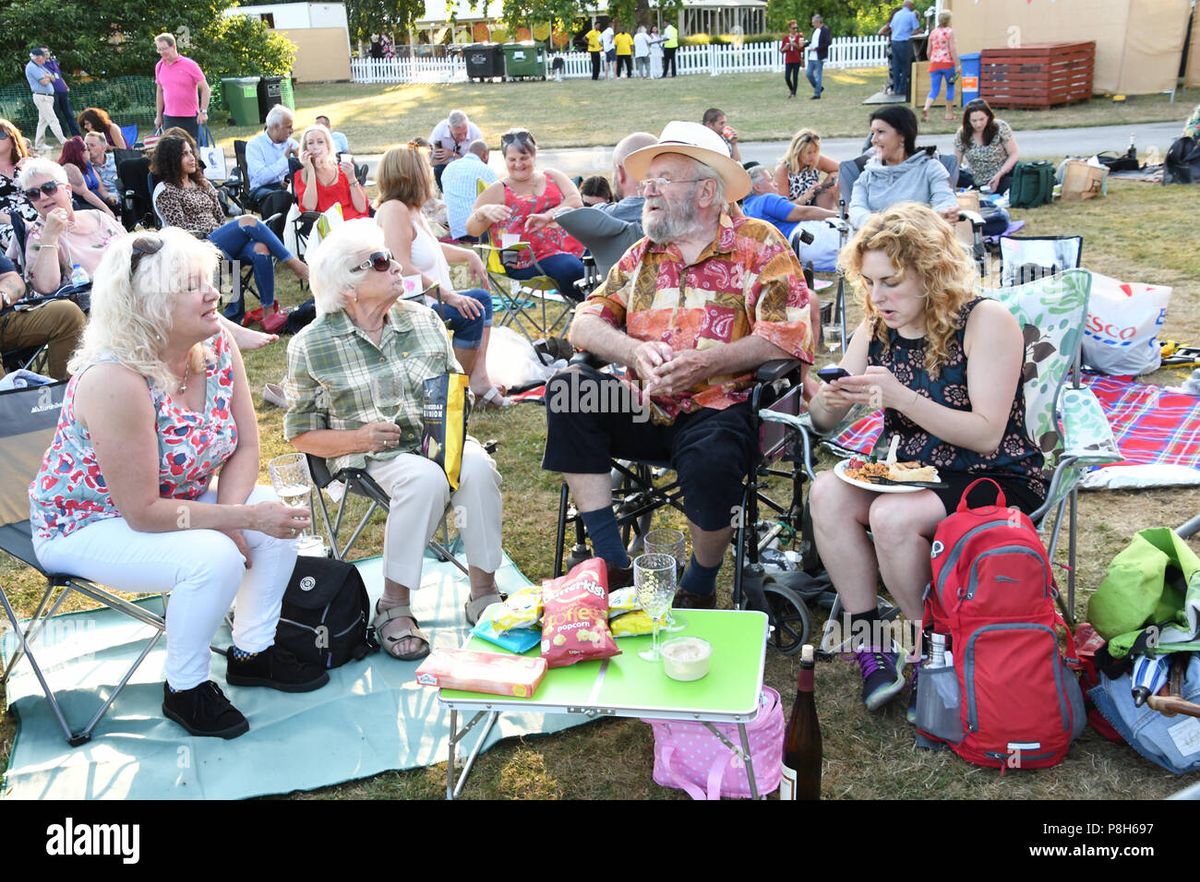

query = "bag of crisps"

[540,558,620,668]
[421,372,470,489]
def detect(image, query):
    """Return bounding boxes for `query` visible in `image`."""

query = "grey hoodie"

[848,150,958,229]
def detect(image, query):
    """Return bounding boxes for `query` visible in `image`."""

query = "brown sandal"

[373,603,430,661]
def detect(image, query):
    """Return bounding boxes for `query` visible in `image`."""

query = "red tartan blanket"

[829,373,1200,471]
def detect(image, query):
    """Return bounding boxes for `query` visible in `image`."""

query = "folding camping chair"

[0,382,169,746]
[795,268,1120,654]
[305,454,468,576]
[998,235,1084,289]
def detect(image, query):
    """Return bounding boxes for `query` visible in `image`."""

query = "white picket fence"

[350,36,888,84]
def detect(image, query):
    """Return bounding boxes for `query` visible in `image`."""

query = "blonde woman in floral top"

[30,228,327,740]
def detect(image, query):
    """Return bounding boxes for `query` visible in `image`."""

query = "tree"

[343,0,428,43]
[0,0,295,80]
[765,0,897,37]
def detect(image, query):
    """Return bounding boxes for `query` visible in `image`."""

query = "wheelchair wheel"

[763,582,811,656]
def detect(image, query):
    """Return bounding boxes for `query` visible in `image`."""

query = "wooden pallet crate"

[981,42,1095,109]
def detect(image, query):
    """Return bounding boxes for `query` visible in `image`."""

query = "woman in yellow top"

[613,26,634,78]
[586,24,603,80]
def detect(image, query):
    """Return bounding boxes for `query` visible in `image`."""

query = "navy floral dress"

[867,298,1047,511]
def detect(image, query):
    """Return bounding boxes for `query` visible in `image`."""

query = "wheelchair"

[550,356,822,655]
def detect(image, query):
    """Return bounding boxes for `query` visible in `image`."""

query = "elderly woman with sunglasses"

[29,228,328,740]
[13,157,124,294]
[284,219,504,662]
[466,128,586,300]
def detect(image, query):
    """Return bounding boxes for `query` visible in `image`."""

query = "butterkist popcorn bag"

[540,558,620,668]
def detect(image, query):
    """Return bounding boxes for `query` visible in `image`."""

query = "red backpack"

[917,479,1087,770]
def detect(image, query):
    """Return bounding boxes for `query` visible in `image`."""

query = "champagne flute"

[822,321,842,356]
[267,453,321,554]
[635,553,677,662]
[644,528,686,633]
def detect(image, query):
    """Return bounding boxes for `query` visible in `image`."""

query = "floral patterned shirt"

[867,298,1046,497]
[29,332,239,541]
[954,119,1014,187]
[576,212,814,424]
[0,170,39,253]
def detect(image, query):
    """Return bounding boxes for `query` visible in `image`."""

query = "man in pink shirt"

[154,32,211,141]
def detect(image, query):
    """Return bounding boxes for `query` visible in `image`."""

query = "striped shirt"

[440,154,497,240]
[576,212,814,424]
[284,301,460,474]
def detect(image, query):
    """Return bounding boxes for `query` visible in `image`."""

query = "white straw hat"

[623,120,751,202]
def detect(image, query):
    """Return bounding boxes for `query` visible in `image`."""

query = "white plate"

[834,459,923,494]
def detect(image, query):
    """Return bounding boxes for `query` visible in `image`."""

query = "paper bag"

[1061,160,1108,202]
[421,372,470,489]
[197,126,228,181]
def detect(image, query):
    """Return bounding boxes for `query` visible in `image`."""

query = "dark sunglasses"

[500,130,535,149]
[350,250,394,273]
[129,235,164,278]
[23,180,61,201]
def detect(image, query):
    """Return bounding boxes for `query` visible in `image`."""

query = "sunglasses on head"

[500,130,534,149]
[129,236,164,278]
[351,250,394,273]
[23,180,60,201]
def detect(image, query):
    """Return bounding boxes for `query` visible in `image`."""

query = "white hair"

[637,26,646,34]
[690,158,727,206]
[18,157,68,188]
[747,164,772,186]
[447,109,469,128]
[265,104,294,129]
[69,227,222,391]
[307,218,387,315]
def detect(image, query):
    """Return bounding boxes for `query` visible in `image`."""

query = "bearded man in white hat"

[542,121,815,608]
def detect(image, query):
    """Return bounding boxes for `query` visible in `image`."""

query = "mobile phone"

[817,366,851,382]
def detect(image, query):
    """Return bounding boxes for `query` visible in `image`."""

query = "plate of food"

[834,457,943,493]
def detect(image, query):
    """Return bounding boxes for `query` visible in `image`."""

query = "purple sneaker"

[855,650,906,711]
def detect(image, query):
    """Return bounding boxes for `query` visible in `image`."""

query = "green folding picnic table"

[438,608,770,799]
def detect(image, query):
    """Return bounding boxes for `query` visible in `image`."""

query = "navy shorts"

[542,365,757,531]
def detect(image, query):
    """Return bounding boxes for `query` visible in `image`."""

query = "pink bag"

[642,687,784,800]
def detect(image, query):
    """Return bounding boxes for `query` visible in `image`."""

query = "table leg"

[445,709,500,800]
[738,723,761,800]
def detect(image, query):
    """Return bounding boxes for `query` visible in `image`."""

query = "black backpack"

[1164,137,1200,185]
[1008,161,1055,208]
[275,557,378,668]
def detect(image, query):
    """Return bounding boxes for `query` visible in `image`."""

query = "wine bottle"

[780,644,822,800]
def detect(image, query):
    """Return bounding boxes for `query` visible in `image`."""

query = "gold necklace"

[176,361,191,393]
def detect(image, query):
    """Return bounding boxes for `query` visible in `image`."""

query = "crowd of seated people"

[4,77,1059,752]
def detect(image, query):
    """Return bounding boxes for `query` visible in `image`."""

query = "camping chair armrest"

[568,351,614,370]
[755,359,804,385]
[329,467,392,508]
[1060,386,1121,465]
[958,209,984,229]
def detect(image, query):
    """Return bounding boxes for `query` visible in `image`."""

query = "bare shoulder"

[74,363,152,426]
[966,298,1021,342]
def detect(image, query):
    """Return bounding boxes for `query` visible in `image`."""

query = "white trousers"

[33,486,298,690]
[366,439,503,589]
[31,93,66,151]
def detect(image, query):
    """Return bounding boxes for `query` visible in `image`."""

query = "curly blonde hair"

[841,202,977,378]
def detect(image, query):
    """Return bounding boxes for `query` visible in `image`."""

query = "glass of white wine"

[822,321,843,356]
[267,453,321,553]
[644,528,686,633]
[634,553,678,662]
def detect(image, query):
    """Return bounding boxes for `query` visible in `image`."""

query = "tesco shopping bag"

[1083,271,1171,376]
[197,126,229,182]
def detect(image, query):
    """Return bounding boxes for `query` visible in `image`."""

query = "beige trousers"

[366,439,503,589]
[31,93,66,151]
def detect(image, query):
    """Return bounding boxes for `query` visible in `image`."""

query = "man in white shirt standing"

[428,109,483,190]
[601,22,616,80]
[440,139,498,241]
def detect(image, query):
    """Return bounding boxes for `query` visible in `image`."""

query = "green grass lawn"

[2,70,1200,799]
[206,70,1200,154]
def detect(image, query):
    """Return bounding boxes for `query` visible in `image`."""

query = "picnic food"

[661,637,712,681]
[540,558,620,668]
[491,585,543,634]
[845,457,940,484]
[887,462,939,483]
[415,648,547,698]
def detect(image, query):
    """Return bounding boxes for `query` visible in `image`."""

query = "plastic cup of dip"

[660,636,712,682]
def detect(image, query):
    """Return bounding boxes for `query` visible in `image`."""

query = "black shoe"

[673,588,717,610]
[226,645,330,693]
[810,94,821,99]
[605,560,634,591]
[162,680,250,739]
